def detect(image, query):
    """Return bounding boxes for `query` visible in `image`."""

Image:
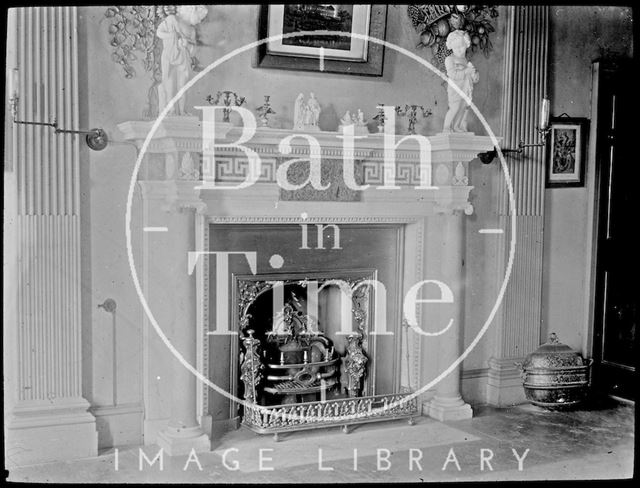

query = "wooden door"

[591,59,638,400]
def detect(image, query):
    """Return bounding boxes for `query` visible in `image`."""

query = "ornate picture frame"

[546,117,589,188]
[254,5,387,76]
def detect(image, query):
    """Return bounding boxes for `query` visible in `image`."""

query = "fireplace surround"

[119,117,495,453]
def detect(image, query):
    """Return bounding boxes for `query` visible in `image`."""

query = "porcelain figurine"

[306,92,321,130]
[442,29,479,133]
[293,93,305,130]
[339,109,368,135]
[340,110,353,127]
[293,93,321,131]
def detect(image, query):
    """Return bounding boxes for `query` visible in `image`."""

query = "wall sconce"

[478,97,551,164]
[9,68,109,151]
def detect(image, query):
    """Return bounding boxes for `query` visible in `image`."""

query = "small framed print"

[254,5,387,76]
[546,117,589,188]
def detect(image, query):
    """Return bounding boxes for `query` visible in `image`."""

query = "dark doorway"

[591,59,638,401]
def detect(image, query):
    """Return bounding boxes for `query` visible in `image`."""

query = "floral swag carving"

[408,5,499,71]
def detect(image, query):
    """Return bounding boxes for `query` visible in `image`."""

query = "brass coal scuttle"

[518,333,593,410]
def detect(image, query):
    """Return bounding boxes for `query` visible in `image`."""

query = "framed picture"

[254,5,387,76]
[546,117,589,187]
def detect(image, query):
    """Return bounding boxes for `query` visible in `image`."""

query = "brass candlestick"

[372,104,388,132]
[256,95,276,127]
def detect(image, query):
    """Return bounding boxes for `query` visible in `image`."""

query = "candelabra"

[205,90,246,123]
[395,104,433,135]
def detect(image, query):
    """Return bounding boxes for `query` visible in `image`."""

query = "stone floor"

[7,399,635,483]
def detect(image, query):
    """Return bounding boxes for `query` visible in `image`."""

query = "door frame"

[581,60,605,360]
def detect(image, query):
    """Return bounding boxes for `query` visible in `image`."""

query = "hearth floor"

[6,401,634,483]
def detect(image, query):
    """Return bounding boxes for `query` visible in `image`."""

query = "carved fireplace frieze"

[118,118,496,216]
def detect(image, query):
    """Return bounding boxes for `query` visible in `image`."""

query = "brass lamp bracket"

[478,126,551,164]
[10,95,108,151]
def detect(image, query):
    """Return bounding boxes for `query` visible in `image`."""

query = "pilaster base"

[5,398,98,467]
[157,426,210,456]
[486,356,527,406]
[425,395,473,422]
[92,403,144,449]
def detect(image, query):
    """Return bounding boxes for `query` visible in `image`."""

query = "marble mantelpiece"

[119,116,495,452]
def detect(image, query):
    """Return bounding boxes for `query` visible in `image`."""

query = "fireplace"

[120,119,494,450]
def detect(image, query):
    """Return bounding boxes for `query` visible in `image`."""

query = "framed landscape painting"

[546,117,589,188]
[254,4,387,76]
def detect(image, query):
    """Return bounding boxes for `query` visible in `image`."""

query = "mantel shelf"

[118,117,497,159]
[119,116,496,216]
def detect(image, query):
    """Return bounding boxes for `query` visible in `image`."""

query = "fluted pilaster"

[5,7,97,466]
[488,5,549,405]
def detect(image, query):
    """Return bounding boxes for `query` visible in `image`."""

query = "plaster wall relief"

[105,5,208,119]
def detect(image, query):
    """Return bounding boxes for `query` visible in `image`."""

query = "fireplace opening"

[208,223,419,436]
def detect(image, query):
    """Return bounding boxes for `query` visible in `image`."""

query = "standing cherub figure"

[156,5,208,116]
[442,30,479,133]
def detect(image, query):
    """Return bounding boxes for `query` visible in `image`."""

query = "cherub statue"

[156,5,208,116]
[442,30,479,133]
